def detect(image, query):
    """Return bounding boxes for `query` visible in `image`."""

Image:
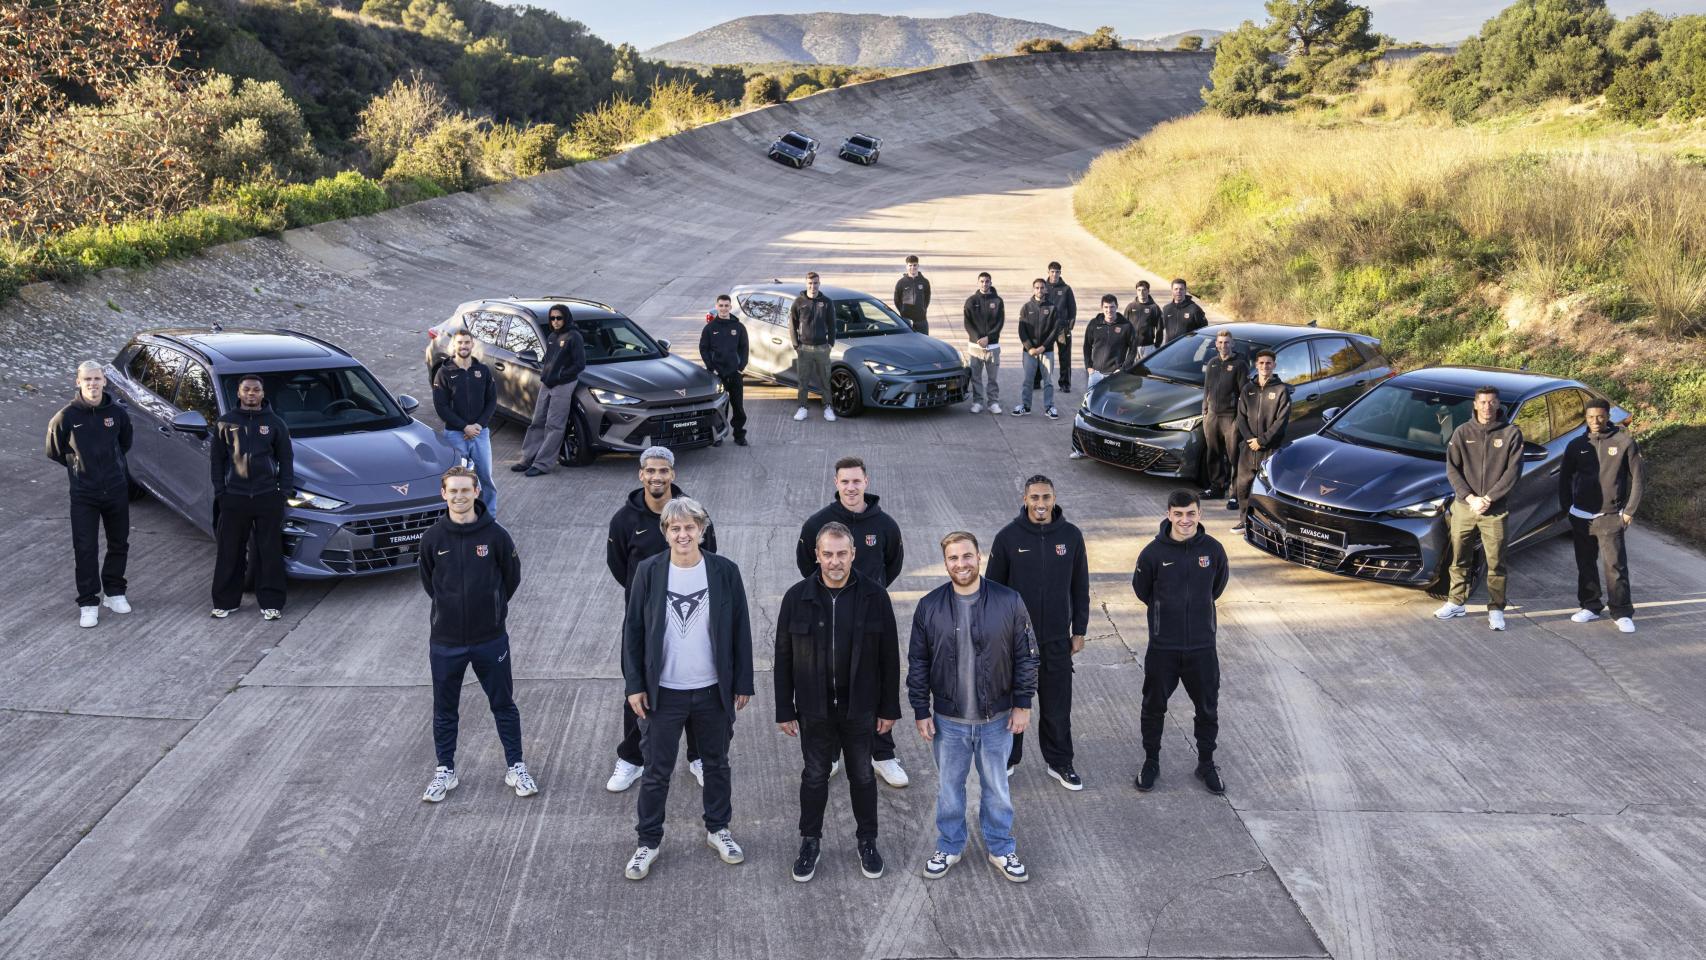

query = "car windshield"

[1137,332,1261,385]
[781,134,811,149]
[563,315,663,364]
[1324,384,1477,457]
[848,136,877,148]
[834,298,911,338]
[220,367,407,438]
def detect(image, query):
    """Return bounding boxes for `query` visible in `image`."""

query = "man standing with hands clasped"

[699,294,750,446]
[962,271,1005,415]
[46,361,134,628]
[791,272,838,422]
[1199,329,1247,501]
[894,255,932,334]
[1560,398,1644,634]
[432,330,499,512]
[1230,349,1289,530]
[1435,385,1524,631]
[210,374,293,621]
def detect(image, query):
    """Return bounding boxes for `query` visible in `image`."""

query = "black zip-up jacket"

[962,288,1005,343]
[985,505,1090,644]
[1018,298,1062,351]
[1558,425,1644,518]
[1131,520,1230,651]
[774,571,902,722]
[907,578,1039,720]
[894,274,932,322]
[1446,415,1525,510]
[1124,297,1163,347]
[432,358,497,431]
[796,494,903,586]
[1082,314,1139,374]
[1043,278,1077,335]
[1236,376,1291,450]
[697,316,749,377]
[541,325,587,388]
[211,403,294,499]
[606,484,718,596]
[45,391,132,496]
[419,503,521,647]
[789,292,836,348]
[1159,296,1208,346]
[1202,350,1249,417]
[623,550,754,720]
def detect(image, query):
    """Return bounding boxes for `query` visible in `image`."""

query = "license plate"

[381,531,426,549]
[672,420,698,429]
[1289,522,1344,548]
[1102,438,1123,448]
[928,381,946,391]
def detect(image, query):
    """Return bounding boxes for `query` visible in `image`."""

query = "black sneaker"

[1135,756,1159,792]
[1225,498,1238,511]
[733,435,749,447]
[792,838,821,883]
[711,439,723,447]
[1195,762,1226,795]
[509,463,530,473]
[857,838,884,879]
[1047,765,1084,791]
[1201,487,1223,499]
[524,466,547,477]
[1010,406,1029,417]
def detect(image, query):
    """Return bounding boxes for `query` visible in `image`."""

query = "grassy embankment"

[1075,75,1706,546]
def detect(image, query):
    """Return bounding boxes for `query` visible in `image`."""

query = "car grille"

[1246,513,1422,581]
[641,410,714,447]
[343,509,443,538]
[322,507,444,574]
[1074,426,1169,471]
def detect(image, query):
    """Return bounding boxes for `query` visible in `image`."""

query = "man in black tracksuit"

[1041,263,1077,392]
[894,255,932,334]
[1124,281,1164,359]
[1559,398,1644,632]
[210,375,293,619]
[1159,279,1209,348]
[775,521,902,881]
[699,294,750,446]
[417,466,533,802]
[1081,294,1139,387]
[1200,329,1248,500]
[45,362,134,625]
[1231,350,1290,526]
[985,475,1089,788]
[1131,490,1231,794]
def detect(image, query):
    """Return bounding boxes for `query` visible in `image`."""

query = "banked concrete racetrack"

[3,50,1705,960]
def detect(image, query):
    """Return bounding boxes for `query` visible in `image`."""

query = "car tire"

[557,405,595,468]
[829,367,865,418]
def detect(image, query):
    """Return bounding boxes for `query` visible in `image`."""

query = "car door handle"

[492,361,506,371]
[1547,467,1561,476]
[771,337,783,345]
[157,425,172,434]
[1303,393,1318,401]
[1352,379,1366,386]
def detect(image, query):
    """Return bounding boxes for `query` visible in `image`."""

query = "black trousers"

[636,684,733,847]
[1202,414,1239,494]
[1234,445,1266,522]
[618,698,699,766]
[718,371,747,441]
[212,492,286,611]
[1571,514,1634,619]
[1055,334,1072,389]
[799,712,879,840]
[1009,638,1074,769]
[1140,646,1220,761]
[430,634,523,769]
[70,487,129,607]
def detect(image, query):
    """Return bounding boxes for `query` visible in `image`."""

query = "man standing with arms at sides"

[1081,294,1138,390]
[1132,490,1231,795]
[210,374,293,621]
[791,272,837,422]
[513,304,586,476]
[1199,329,1247,501]
[1041,261,1077,393]
[432,330,498,512]
[775,522,902,882]
[1159,278,1208,349]
[623,497,753,881]
[45,360,133,628]
[985,475,1089,789]
[699,294,749,447]
[606,446,717,793]
[417,466,535,803]
[1124,280,1164,360]
[1230,349,1290,531]
[962,271,1005,415]
[1435,385,1524,631]
[797,456,908,787]
[1015,278,1061,419]
[1561,397,1644,634]
[894,255,932,335]
[910,531,1039,882]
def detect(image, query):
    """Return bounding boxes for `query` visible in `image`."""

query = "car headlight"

[1079,393,1091,410]
[1389,496,1450,518]
[863,360,908,375]
[1158,415,1203,432]
[288,489,348,511]
[590,388,642,406]
[714,379,726,394]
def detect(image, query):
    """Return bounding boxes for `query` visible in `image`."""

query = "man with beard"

[1199,329,1247,501]
[45,361,134,627]
[432,330,499,511]
[209,374,293,621]
[1561,397,1644,634]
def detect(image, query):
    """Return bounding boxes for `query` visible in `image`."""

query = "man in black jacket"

[1124,280,1164,359]
[1042,262,1077,392]
[417,466,534,803]
[623,497,754,881]
[1131,490,1231,794]
[909,531,1039,883]
[1436,385,1525,631]
[1231,350,1290,529]
[1015,278,1061,418]
[1199,329,1248,500]
[605,445,716,792]
[1159,278,1208,348]
[699,294,749,446]
[1081,294,1138,390]
[796,455,907,786]
[776,521,901,882]
[210,374,293,621]
[1560,398,1644,634]
[962,272,1004,414]
[45,361,134,628]
[790,272,837,422]
[514,304,586,476]
[894,255,932,334]
[985,475,1089,788]
[432,330,499,512]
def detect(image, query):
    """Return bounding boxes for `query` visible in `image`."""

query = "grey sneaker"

[211,608,234,619]
[707,828,745,864]
[422,765,458,802]
[261,608,282,621]
[625,845,659,880]
[505,761,538,797]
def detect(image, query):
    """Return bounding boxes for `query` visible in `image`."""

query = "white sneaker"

[707,828,745,864]
[101,594,132,614]
[261,608,282,621]
[78,606,99,628]
[625,845,659,880]
[1615,617,1636,634]
[1433,602,1467,620]
[422,765,458,802]
[969,402,984,414]
[690,758,705,787]
[505,761,539,797]
[606,758,644,792]
[823,408,837,422]
[923,850,961,879]
[211,608,234,619]
[989,402,1003,414]
[872,757,909,787]
[988,851,1030,883]
[1488,610,1506,631]
[1571,608,1602,623]
[794,406,808,421]
[1069,450,1086,459]
[829,758,841,778]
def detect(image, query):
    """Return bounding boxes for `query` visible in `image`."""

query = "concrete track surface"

[3,51,1705,960]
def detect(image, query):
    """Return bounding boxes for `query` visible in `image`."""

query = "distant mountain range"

[1127,29,1227,50]
[644,13,1088,68]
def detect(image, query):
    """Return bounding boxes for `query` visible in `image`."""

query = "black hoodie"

[1124,296,1163,347]
[789,292,836,348]
[698,315,749,377]
[1202,349,1250,417]
[796,494,904,587]
[1159,296,1208,346]
[1236,375,1291,450]
[962,287,1005,343]
[985,505,1090,644]
[432,357,498,431]
[1043,277,1077,335]
[418,502,521,647]
[1559,424,1644,518]
[1131,519,1230,651]
[1081,313,1139,375]
[1018,297,1063,351]
[895,273,932,323]
[1446,415,1525,510]
[541,323,587,388]
[211,402,294,498]
[45,391,132,496]
[605,484,718,595]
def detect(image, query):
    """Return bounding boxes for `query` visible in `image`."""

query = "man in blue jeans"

[432,330,498,512]
[907,530,1039,883]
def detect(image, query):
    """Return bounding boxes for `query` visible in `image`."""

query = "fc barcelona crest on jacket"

[1055,543,1067,556]
[1198,555,1210,567]
[476,544,489,557]
[259,425,270,435]
[865,534,877,547]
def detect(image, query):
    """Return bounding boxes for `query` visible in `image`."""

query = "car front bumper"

[1241,477,1444,587]
[1071,410,1200,478]
[284,496,448,578]
[866,368,968,409]
[590,394,731,451]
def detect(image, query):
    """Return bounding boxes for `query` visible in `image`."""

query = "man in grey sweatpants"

[791,272,838,423]
[514,304,587,476]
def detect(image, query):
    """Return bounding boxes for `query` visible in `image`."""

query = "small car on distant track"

[838,134,882,165]
[768,131,818,168]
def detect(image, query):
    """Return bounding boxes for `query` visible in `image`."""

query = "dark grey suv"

[106,328,457,578]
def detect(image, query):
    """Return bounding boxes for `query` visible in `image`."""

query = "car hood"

[1085,373,1204,426]
[1267,433,1451,513]
[840,334,962,371]
[842,142,875,153]
[295,419,455,487]
[583,354,720,403]
[772,141,809,155]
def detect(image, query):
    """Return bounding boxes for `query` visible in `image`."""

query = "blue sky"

[522,1,1706,51]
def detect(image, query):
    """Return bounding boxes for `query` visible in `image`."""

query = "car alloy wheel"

[557,406,595,467]
[829,367,865,418]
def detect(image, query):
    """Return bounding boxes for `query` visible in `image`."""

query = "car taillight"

[427,329,438,339]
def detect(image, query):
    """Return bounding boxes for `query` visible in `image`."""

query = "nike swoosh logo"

[1162,561,1174,566]
[1017,548,1030,553]
[437,549,450,555]
[635,529,646,535]
[497,652,507,662]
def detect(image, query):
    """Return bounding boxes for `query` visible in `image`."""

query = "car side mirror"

[169,410,208,435]
[1521,442,1547,462]
[517,349,540,364]
[1321,407,1341,423]
[656,338,671,354]
[396,394,420,414]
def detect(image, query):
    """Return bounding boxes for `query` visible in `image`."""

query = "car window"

[128,345,186,401]
[502,317,542,357]
[1326,384,1474,457]
[222,367,405,438]
[836,298,909,337]
[1311,337,1362,379]
[1512,394,1554,446]
[1273,341,1314,384]
[175,361,219,421]
[782,134,811,149]
[1549,388,1587,439]
[462,309,506,346]
[575,315,663,364]
[1140,331,1260,385]
[737,293,786,326]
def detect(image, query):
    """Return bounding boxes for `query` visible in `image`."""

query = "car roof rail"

[272,327,354,358]
[150,331,216,364]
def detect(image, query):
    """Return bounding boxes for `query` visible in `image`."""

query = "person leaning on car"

[699,294,750,447]
[45,360,135,628]
[1435,385,1524,631]
[209,374,293,621]
[895,255,932,335]
[432,330,499,512]
[1230,350,1289,530]
[1200,329,1248,500]
[1560,397,1644,634]
[790,272,837,423]
[513,304,586,477]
